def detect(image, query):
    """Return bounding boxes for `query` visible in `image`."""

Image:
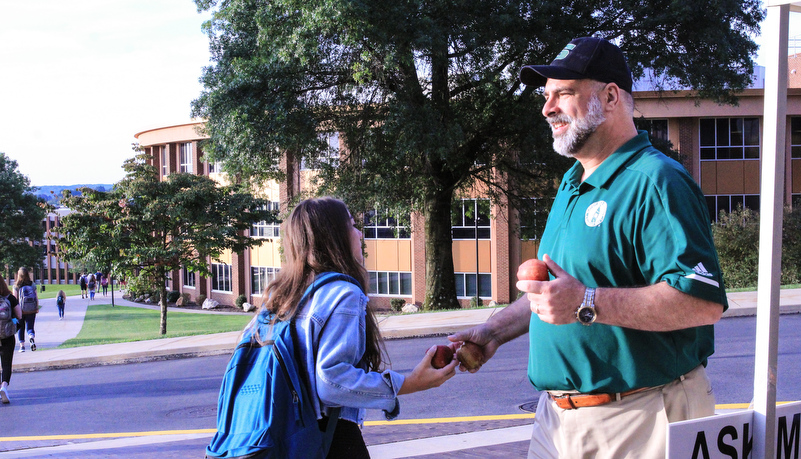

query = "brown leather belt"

[549,386,653,410]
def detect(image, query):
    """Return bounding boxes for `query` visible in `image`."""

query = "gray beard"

[550,93,606,157]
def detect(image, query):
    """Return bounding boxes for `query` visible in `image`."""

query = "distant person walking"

[79,274,88,299]
[101,275,109,297]
[56,290,66,320]
[87,274,97,301]
[0,274,22,403]
[13,268,39,352]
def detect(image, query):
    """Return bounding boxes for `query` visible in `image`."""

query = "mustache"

[547,114,572,127]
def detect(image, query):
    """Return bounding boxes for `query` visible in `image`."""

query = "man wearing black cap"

[450,37,728,457]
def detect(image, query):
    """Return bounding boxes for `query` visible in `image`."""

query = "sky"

[0,0,212,186]
[0,2,799,187]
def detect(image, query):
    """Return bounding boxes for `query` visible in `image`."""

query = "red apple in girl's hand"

[517,258,549,281]
[430,345,454,369]
[456,341,483,371]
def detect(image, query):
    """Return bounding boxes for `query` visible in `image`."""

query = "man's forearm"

[484,295,532,345]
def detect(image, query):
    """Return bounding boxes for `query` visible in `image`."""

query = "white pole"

[754,4,789,458]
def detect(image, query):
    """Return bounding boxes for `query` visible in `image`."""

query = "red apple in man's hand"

[430,345,454,369]
[517,258,549,281]
[456,341,483,371]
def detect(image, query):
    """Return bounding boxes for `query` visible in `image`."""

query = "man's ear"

[602,82,621,111]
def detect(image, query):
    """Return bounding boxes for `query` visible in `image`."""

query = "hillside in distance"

[34,184,114,205]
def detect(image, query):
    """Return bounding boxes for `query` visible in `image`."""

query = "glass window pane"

[378,272,388,294]
[716,119,729,146]
[389,272,399,295]
[454,274,465,297]
[730,118,743,146]
[705,196,716,222]
[744,118,760,146]
[400,273,412,295]
[700,147,715,160]
[699,119,716,146]
[744,195,760,213]
[466,274,477,297]
[368,272,378,294]
[478,274,492,297]
[745,147,760,159]
[731,195,744,212]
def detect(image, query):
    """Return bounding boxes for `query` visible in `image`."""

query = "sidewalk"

[11,288,801,373]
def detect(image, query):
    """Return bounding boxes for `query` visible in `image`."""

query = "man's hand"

[516,254,585,325]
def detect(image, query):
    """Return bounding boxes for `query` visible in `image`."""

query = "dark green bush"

[469,296,483,308]
[235,294,248,309]
[167,290,181,303]
[390,298,405,312]
[712,205,801,289]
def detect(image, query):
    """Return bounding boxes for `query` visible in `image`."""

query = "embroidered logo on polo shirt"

[585,201,607,227]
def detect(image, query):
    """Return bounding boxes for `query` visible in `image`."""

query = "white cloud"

[0,0,211,186]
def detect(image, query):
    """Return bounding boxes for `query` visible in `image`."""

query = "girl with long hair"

[0,274,22,403]
[259,197,456,458]
[14,267,38,352]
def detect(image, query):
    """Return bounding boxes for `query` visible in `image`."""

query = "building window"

[301,132,340,170]
[211,263,232,292]
[251,202,281,238]
[454,272,491,298]
[518,198,551,241]
[161,146,168,177]
[179,142,193,173]
[636,118,668,143]
[791,118,801,159]
[364,209,410,239]
[699,118,760,160]
[251,266,280,296]
[705,194,760,222]
[368,271,412,296]
[209,160,222,173]
[182,266,196,288]
[452,199,491,240]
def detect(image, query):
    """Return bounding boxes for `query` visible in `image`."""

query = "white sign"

[666,401,801,458]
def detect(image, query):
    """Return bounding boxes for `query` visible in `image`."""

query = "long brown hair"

[0,274,11,297]
[15,267,33,287]
[262,197,384,371]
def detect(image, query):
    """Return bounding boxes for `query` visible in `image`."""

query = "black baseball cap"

[520,37,633,93]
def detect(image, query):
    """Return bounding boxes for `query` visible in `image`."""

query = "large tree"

[0,152,49,274]
[191,0,763,309]
[59,151,276,334]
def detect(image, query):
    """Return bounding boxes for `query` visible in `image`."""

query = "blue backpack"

[206,272,359,459]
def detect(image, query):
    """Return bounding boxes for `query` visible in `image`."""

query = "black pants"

[0,335,15,384]
[322,419,370,459]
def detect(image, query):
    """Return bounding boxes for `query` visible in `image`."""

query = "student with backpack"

[207,197,457,459]
[79,274,87,299]
[56,290,66,320]
[0,273,22,404]
[14,267,39,352]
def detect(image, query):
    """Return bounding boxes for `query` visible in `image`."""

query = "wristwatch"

[576,287,597,326]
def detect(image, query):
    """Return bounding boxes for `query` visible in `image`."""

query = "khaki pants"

[528,365,714,459]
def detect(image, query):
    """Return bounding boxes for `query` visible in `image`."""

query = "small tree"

[0,153,50,272]
[60,150,276,334]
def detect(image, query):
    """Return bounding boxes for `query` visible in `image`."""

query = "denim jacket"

[294,273,405,426]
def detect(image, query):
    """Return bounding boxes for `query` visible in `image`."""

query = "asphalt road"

[0,315,799,457]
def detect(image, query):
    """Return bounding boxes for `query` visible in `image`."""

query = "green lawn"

[58,304,253,348]
[37,284,82,299]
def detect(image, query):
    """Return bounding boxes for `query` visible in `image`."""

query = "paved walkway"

[3,288,800,458]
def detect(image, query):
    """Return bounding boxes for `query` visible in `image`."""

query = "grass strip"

[58,304,253,348]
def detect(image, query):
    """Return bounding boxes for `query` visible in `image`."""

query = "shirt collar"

[563,131,652,191]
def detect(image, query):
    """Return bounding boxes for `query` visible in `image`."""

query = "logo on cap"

[555,44,575,61]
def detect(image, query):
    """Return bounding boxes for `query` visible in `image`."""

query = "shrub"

[390,298,405,312]
[469,296,483,308]
[712,205,801,289]
[167,290,181,303]
[235,294,248,309]
[196,294,207,306]
[181,293,191,305]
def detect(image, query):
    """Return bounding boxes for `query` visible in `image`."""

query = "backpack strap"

[292,272,359,452]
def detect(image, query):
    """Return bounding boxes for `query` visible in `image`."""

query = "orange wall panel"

[744,161,761,194]
[700,162,717,194]
[452,240,492,272]
[364,240,413,272]
[715,161,745,194]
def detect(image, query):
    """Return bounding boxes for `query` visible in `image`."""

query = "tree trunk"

[423,189,460,310]
[159,283,168,335]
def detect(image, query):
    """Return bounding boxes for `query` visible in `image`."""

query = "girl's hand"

[397,345,458,395]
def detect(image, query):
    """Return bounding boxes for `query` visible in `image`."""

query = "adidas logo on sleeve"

[685,262,719,288]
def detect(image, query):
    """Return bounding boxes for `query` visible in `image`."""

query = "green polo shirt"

[529,131,728,393]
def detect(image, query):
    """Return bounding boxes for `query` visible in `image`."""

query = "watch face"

[578,307,596,324]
